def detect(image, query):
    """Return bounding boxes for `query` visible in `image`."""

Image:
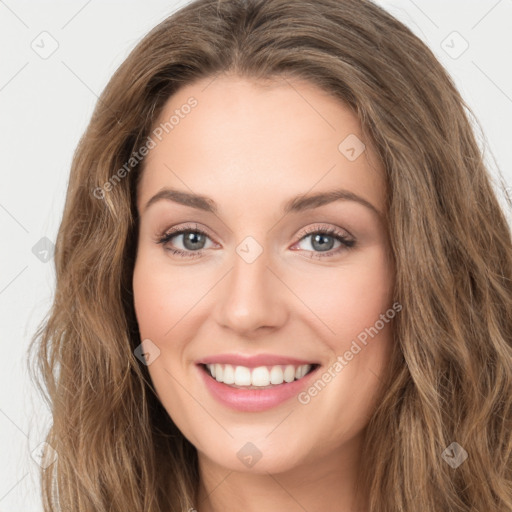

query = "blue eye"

[156,223,355,259]
[157,224,213,259]
[293,226,355,259]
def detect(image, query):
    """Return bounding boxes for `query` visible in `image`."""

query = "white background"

[1,0,511,510]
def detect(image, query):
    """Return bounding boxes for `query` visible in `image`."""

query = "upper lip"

[196,353,318,368]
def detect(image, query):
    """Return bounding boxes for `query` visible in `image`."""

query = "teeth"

[234,365,252,386]
[222,364,235,384]
[205,363,313,387]
[214,363,223,382]
[283,365,296,383]
[251,366,269,386]
[270,365,283,384]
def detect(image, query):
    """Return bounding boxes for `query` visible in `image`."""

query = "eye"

[156,223,215,259]
[156,223,356,260]
[291,225,355,259]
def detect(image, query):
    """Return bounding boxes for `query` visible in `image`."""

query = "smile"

[197,358,320,412]
[204,363,315,388]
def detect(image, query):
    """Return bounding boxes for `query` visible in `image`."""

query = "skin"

[133,74,396,512]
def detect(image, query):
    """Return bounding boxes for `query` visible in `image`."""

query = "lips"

[196,353,318,387]
[196,353,320,412]
[198,364,320,412]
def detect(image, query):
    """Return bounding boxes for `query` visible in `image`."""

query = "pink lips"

[196,353,320,412]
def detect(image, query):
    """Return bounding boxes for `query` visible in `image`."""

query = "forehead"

[137,75,385,217]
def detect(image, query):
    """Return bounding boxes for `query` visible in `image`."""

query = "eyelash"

[156,222,356,260]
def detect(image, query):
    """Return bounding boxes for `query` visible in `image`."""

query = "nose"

[213,246,289,337]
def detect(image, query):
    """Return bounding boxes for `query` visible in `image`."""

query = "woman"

[29,0,512,511]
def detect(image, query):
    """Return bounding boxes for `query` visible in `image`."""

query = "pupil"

[312,234,334,252]
[184,232,205,250]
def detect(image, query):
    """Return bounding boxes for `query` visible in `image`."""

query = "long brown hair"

[28,0,512,510]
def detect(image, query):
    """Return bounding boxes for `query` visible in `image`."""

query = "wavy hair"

[28,0,512,510]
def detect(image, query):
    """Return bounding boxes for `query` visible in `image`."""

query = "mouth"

[200,362,319,389]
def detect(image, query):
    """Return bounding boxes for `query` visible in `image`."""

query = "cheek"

[131,251,215,388]
[289,244,394,343]
[132,254,198,426]
[132,251,204,340]
[132,263,169,339]
[290,248,395,443]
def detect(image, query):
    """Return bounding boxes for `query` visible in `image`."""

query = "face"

[133,74,396,475]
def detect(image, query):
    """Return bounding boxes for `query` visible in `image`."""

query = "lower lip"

[198,365,319,412]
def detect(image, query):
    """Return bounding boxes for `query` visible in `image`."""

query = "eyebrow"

[143,187,382,219]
